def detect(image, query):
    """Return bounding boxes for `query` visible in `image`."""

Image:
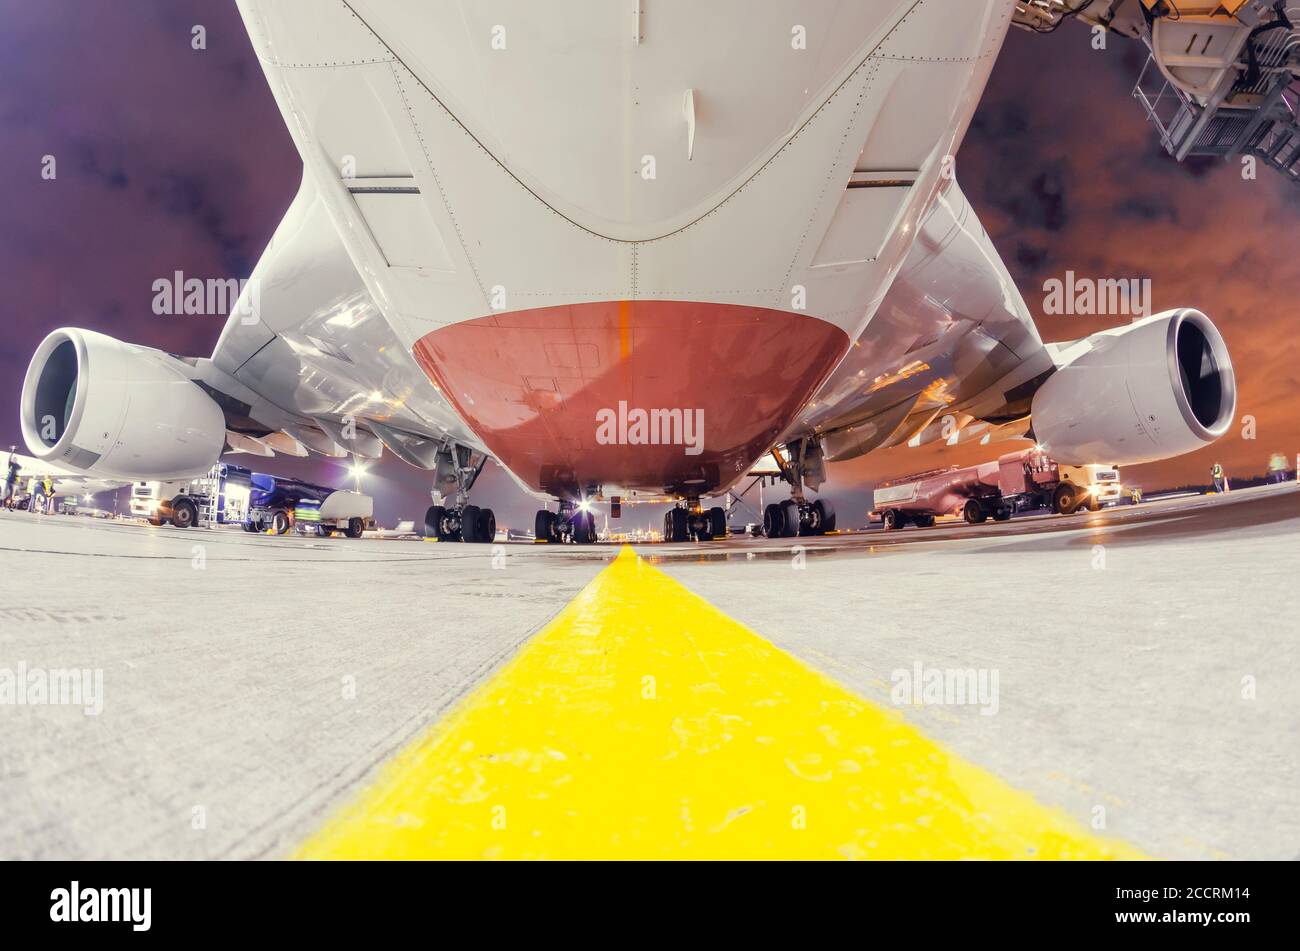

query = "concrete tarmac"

[0,483,1295,858]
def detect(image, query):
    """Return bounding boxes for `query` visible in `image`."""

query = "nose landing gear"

[534,501,599,544]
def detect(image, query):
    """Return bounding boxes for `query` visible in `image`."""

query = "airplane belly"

[413,301,847,496]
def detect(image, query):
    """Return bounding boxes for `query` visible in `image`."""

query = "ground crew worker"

[26,476,39,512]
[1211,462,1226,493]
[42,476,55,514]
[1,453,17,505]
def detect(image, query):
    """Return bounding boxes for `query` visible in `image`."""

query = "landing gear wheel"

[271,509,291,535]
[668,507,688,543]
[425,505,447,540]
[1053,484,1079,516]
[572,511,597,544]
[808,499,836,535]
[963,500,986,525]
[345,517,364,538]
[171,499,197,529]
[460,504,481,543]
[779,499,801,537]
[883,509,904,531]
[535,509,558,543]
[762,503,783,538]
[477,507,496,542]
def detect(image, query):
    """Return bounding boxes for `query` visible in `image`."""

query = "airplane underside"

[14,1,1242,545]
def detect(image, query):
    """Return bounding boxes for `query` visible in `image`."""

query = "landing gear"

[759,438,838,538]
[535,503,597,544]
[661,503,724,542]
[424,503,497,543]
[423,443,495,542]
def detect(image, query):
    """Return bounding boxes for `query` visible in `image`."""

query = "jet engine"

[1031,309,1235,466]
[20,328,226,480]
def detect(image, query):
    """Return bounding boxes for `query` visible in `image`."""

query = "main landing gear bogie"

[424,503,498,543]
[661,505,727,543]
[535,507,598,544]
[761,497,836,538]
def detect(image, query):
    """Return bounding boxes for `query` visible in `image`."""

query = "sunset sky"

[2,3,1297,527]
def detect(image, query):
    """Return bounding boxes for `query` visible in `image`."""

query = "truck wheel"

[271,509,291,535]
[963,500,987,524]
[914,514,935,528]
[241,520,256,533]
[462,504,483,543]
[883,509,903,531]
[171,499,197,529]
[148,516,164,527]
[1052,484,1078,516]
[1086,495,1100,513]
[345,517,364,538]
[993,506,1012,522]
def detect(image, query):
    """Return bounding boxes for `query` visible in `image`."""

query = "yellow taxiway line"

[299,546,1140,859]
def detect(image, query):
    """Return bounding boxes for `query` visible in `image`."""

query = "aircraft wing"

[190,176,486,468]
[784,177,1053,462]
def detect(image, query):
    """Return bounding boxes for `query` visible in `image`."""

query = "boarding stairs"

[1129,1,1300,182]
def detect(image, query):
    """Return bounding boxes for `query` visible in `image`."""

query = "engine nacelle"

[20,328,226,480]
[1031,309,1235,466]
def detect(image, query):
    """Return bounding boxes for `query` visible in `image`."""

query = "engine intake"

[1031,309,1235,466]
[21,328,226,479]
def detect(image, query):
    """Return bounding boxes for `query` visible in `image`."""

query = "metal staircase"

[1017,0,1300,185]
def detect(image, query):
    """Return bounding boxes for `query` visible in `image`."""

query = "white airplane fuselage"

[231,0,1024,500]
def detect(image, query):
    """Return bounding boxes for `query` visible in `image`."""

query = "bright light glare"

[577,499,593,513]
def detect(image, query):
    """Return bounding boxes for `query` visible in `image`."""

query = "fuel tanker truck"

[870,447,1123,530]
[243,472,373,538]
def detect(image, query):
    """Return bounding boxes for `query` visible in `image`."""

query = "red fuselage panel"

[412,301,848,497]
